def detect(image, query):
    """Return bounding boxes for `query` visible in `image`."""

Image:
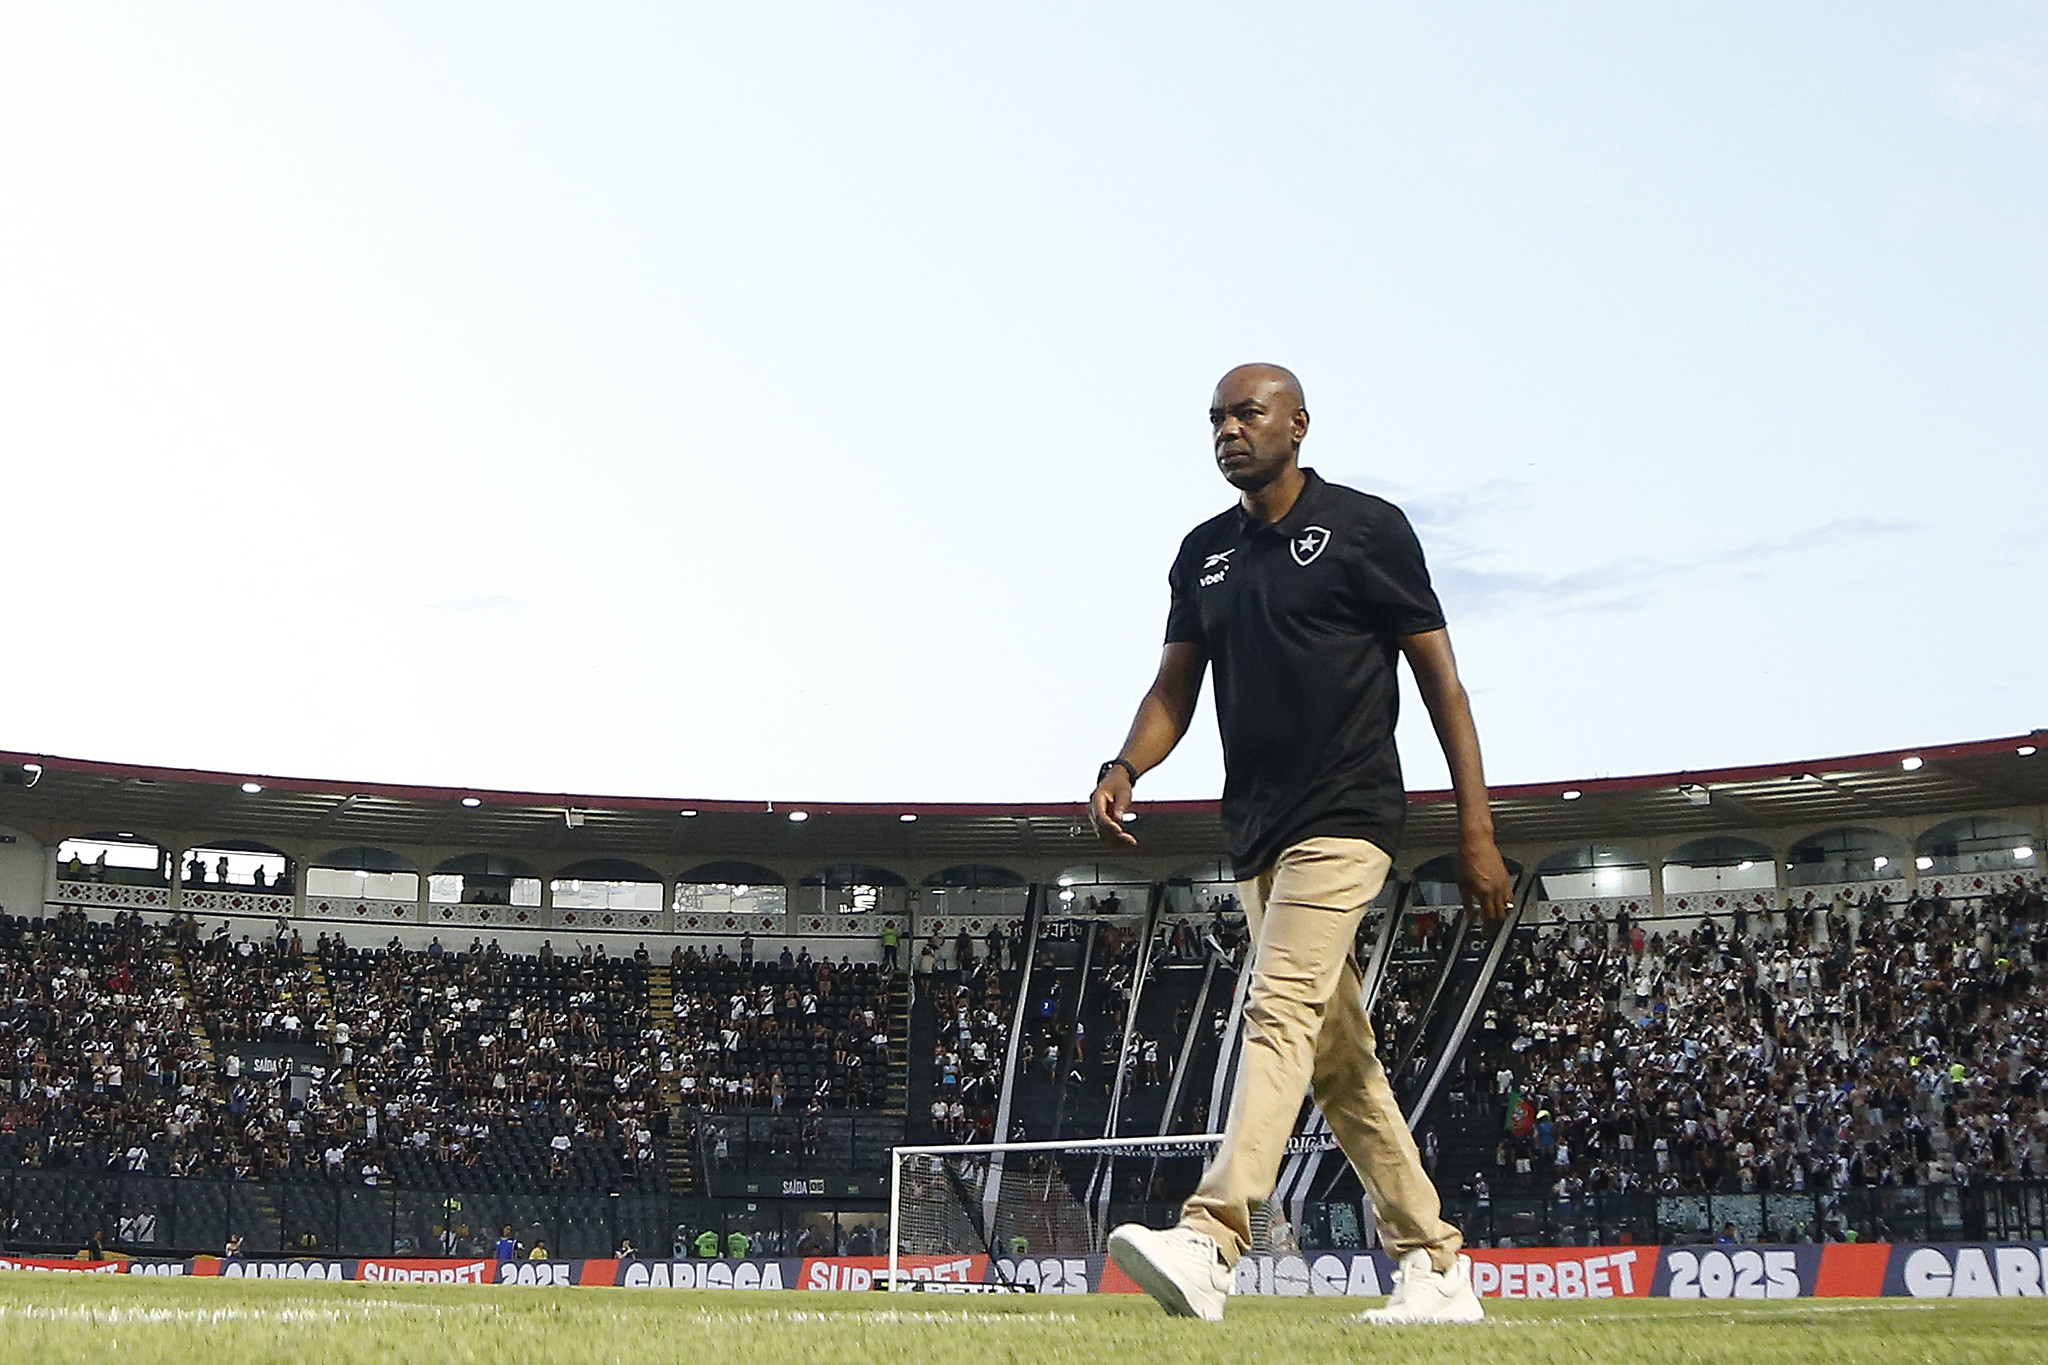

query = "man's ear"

[1293,407,1310,445]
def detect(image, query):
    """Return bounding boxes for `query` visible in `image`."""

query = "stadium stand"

[669,948,892,1113]
[1448,879,2048,1213]
[317,938,667,1192]
[0,736,2043,1255]
[918,953,1018,1143]
[0,910,214,1176]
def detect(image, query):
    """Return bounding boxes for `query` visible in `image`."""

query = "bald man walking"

[1090,364,1512,1324]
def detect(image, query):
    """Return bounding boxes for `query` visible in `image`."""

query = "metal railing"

[1438,1183,2048,1247]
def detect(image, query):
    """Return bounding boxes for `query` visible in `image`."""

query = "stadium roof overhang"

[1,732,2042,872]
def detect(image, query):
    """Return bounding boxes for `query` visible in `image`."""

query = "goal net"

[886,1133,1224,1289]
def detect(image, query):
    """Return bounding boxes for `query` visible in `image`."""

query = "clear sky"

[4,4,2043,805]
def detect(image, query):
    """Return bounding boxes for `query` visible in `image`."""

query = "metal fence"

[1434,1183,2048,1248]
[1,1171,723,1260]
[9,1167,2046,1261]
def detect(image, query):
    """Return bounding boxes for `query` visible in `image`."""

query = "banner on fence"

[63,1243,2048,1298]
[0,1256,124,1274]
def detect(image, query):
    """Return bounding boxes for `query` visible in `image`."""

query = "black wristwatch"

[1097,758,1139,786]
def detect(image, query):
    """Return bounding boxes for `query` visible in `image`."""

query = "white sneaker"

[1106,1223,1231,1322]
[1360,1249,1484,1324]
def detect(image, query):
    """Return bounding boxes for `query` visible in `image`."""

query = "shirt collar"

[1235,466,1326,537]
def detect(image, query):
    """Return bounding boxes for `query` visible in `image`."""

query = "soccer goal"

[886,1132,1224,1290]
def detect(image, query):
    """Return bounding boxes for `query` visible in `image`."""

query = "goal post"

[886,1132,1225,1291]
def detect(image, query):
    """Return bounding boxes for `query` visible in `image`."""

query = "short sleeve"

[1358,505,1446,637]
[1164,545,1206,646]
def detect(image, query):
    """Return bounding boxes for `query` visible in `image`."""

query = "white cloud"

[1935,40,2048,130]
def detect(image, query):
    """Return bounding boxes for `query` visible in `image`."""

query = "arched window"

[1051,863,1148,912]
[796,864,909,916]
[1662,837,1777,894]
[56,832,167,887]
[922,865,1029,921]
[307,848,419,902]
[1785,827,1909,886]
[1535,845,1651,900]
[551,858,663,911]
[179,840,290,891]
[430,854,542,908]
[676,863,786,918]
[1915,816,2039,877]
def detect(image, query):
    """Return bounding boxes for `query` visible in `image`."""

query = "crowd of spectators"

[317,935,669,1190]
[0,910,245,1178]
[914,920,1025,976]
[1455,879,2048,1202]
[668,944,893,1114]
[927,957,1016,1141]
[185,920,325,1046]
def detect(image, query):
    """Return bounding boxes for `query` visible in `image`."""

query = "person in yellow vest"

[528,1240,550,1260]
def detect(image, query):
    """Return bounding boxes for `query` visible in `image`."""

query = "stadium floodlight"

[788,810,809,823]
[898,813,918,823]
[461,796,482,808]
[886,1132,1224,1291]
[1916,856,1935,870]
[240,781,263,794]
[678,808,699,817]
[2020,745,2039,757]
[1561,789,1583,801]
[1900,756,1923,771]
[2017,846,2036,861]
[1873,856,1889,871]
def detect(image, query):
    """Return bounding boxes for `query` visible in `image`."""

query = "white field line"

[0,1301,483,1326]
[1469,1302,1945,1328]
[685,1310,1078,1325]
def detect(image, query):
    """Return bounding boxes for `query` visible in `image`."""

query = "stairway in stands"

[169,945,222,1077]
[300,951,360,1116]
[884,969,909,1116]
[172,945,283,1249]
[905,972,941,1139]
[648,966,699,1195]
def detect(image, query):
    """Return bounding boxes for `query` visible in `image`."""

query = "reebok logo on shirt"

[1199,549,1234,587]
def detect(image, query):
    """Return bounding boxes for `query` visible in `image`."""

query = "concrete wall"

[0,824,47,920]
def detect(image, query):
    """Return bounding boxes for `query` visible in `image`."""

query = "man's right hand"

[1089,770,1138,847]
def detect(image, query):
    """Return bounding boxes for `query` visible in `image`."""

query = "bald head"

[1215,363,1306,415]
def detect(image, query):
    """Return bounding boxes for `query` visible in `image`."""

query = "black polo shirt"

[1164,468,1445,878]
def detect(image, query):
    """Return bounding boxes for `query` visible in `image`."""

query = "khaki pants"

[1179,836,1461,1271]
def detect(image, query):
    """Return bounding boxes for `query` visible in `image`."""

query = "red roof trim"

[2,732,2040,818]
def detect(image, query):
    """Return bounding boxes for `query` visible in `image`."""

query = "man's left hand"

[1457,836,1514,921]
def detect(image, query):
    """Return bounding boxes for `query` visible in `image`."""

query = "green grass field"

[0,1276,2041,1365]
